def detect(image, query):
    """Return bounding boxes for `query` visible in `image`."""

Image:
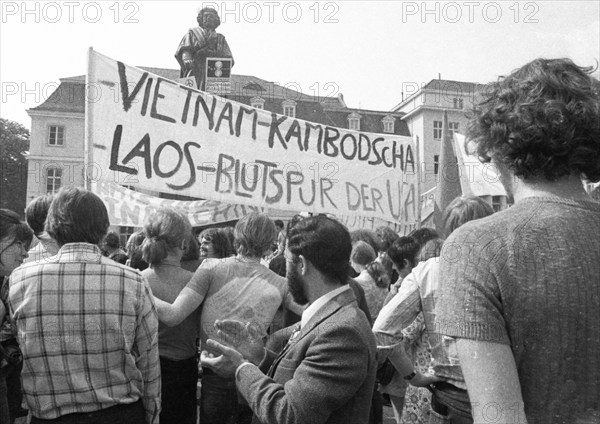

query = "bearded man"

[201,216,378,424]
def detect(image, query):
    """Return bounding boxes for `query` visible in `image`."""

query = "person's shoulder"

[199,257,228,270]
[101,256,143,279]
[445,210,508,245]
[411,256,440,278]
[326,299,377,345]
[262,266,287,287]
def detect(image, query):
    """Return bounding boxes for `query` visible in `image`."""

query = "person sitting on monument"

[175,7,234,90]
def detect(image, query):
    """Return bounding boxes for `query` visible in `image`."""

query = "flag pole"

[415,135,422,229]
[433,109,462,232]
[84,46,95,191]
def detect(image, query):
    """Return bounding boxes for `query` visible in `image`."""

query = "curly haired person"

[436,58,600,423]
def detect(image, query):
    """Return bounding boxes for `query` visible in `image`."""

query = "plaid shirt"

[9,243,161,423]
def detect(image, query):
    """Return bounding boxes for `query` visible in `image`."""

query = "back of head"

[25,194,54,236]
[287,214,305,234]
[366,261,391,289]
[287,216,351,283]
[234,213,276,258]
[126,230,148,271]
[468,58,600,183]
[103,231,121,250]
[351,241,377,267]
[442,196,494,237]
[350,229,381,253]
[0,209,34,247]
[375,226,400,253]
[387,236,420,270]
[222,227,236,256]
[408,227,440,248]
[182,232,200,262]
[274,219,284,231]
[46,187,109,246]
[418,238,445,262]
[142,208,192,265]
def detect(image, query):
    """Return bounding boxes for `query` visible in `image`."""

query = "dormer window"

[382,115,395,133]
[282,100,296,117]
[453,98,464,109]
[251,96,265,110]
[348,112,361,131]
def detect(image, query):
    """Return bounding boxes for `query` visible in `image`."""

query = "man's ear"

[299,255,309,276]
[402,258,410,270]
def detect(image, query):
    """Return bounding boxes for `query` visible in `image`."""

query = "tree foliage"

[0,117,30,216]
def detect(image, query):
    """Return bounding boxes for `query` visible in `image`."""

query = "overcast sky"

[1,0,598,128]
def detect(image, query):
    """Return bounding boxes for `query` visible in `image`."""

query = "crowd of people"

[0,58,598,424]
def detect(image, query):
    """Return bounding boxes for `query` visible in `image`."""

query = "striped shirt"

[9,243,161,423]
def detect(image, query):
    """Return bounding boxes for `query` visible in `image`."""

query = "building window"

[48,126,64,146]
[382,116,395,133]
[46,167,62,194]
[282,100,296,117]
[449,122,460,137]
[348,112,361,131]
[250,96,265,110]
[434,155,439,174]
[433,121,443,140]
[453,98,464,109]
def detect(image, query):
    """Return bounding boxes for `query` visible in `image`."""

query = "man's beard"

[287,265,309,306]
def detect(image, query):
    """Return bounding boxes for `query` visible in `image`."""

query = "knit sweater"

[436,197,600,423]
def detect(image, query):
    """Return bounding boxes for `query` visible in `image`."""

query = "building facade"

[391,79,485,192]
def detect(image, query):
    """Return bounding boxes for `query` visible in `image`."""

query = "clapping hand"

[200,320,266,378]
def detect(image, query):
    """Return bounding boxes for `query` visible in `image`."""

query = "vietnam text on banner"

[87,50,419,226]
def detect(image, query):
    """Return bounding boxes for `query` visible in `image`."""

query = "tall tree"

[0,117,30,216]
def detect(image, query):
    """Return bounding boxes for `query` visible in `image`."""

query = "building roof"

[29,81,87,114]
[322,109,410,136]
[422,78,488,93]
[391,78,487,111]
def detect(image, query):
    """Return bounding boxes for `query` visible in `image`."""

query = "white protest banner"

[95,180,418,232]
[453,134,506,197]
[419,187,435,222]
[94,180,264,227]
[86,50,419,231]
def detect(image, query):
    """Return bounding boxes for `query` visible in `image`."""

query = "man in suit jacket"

[202,215,377,424]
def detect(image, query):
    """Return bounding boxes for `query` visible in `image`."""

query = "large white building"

[391,78,486,192]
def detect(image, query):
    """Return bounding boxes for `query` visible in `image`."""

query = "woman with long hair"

[140,208,198,424]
